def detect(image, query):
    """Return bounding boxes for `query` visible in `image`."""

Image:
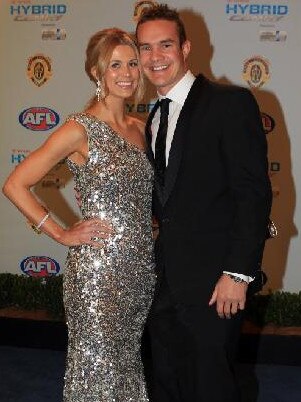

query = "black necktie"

[155,98,171,187]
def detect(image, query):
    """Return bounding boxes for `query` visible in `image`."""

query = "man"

[136,4,272,402]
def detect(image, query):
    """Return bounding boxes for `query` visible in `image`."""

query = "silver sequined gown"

[63,113,156,402]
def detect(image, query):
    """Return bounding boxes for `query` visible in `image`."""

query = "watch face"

[229,274,244,283]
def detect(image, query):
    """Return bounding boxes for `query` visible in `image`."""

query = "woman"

[3,28,156,401]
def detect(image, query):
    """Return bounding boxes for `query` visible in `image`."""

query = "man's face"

[137,19,190,95]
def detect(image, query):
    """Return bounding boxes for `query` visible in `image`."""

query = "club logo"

[27,54,52,87]
[10,2,67,22]
[19,107,60,131]
[259,30,287,42]
[261,112,275,134]
[226,2,288,22]
[11,148,31,164]
[42,28,66,40]
[126,102,156,113]
[20,256,61,277]
[242,56,270,88]
[133,1,158,22]
[41,177,66,189]
[41,162,67,189]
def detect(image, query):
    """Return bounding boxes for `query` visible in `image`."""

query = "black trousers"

[146,272,243,402]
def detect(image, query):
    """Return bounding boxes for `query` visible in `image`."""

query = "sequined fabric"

[63,113,156,402]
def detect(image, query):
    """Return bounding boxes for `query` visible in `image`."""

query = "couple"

[3,4,272,402]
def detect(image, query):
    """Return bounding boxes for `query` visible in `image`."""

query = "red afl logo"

[19,107,60,131]
[20,256,61,277]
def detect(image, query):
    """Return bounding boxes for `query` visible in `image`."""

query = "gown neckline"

[83,112,147,155]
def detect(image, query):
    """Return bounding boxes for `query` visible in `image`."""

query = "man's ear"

[182,40,191,61]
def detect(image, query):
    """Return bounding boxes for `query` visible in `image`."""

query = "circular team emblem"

[242,56,270,88]
[27,54,52,87]
[19,107,60,131]
[133,1,158,22]
[261,112,275,134]
[20,256,60,277]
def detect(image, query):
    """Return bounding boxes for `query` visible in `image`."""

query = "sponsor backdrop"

[0,0,300,291]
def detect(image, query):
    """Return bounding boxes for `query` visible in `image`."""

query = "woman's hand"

[59,218,113,247]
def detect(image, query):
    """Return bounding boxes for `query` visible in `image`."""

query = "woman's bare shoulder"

[51,116,87,141]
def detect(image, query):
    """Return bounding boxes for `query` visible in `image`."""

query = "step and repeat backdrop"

[0,0,300,292]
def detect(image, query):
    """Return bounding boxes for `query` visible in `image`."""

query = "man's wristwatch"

[225,274,247,284]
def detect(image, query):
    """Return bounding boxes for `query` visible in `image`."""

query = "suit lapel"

[163,74,209,205]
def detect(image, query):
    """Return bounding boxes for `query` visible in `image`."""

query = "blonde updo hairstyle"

[85,28,144,105]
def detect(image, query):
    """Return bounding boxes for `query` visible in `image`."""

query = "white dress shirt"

[151,70,253,284]
[151,70,195,164]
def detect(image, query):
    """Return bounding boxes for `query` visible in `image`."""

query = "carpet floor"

[0,346,301,402]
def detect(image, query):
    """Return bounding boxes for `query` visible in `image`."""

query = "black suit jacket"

[146,75,272,304]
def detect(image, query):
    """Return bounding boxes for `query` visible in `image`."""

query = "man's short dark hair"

[135,3,187,46]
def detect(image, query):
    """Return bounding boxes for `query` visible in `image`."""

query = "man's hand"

[208,274,248,319]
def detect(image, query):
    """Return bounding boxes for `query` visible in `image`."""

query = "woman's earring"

[96,80,102,102]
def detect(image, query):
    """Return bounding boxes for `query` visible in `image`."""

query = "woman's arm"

[2,120,111,246]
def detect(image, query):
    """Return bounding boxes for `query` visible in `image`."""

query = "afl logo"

[19,107,60,131]
[261,112,275,134]
[242,56,270,88]
[27,54,52,87]
[20,256,60,277]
